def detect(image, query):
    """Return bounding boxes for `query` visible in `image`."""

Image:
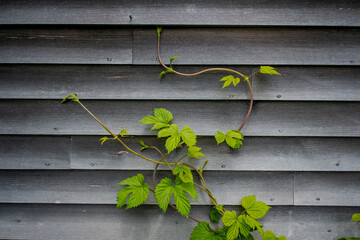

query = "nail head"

[221,165,225,168]
[276,94,282,98]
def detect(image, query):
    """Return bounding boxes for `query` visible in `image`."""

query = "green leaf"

[157,27,162,38]
[190,222,227,240]
[154,108,173,124]
[210,206,221,223]
[351,213,360,222]
[180,126,197,147]
[173,165,193,183]
[139,108,173,130]
[263,230,287,240]
[166,134,181,153]
[188,146,205,159]
[244,215,263,235]
[158,124,178,138]
[220,75,235,89]
[154,177,197,217]
[226,220,241,240]
[169,56,178,68]
[118,129,128,137]
[99,136,109,146]
[215,131,226,144]
[259,66,281,75]
[241,195,256,210]
[223,210,237,226]
[116,174,149,209]
[246,201,271,219]
[158,69,173,79]
[237,215,251,237]
[61,94,79,104]
[158,124,181,153]
[225,130,244,149]
[233,77,240,87]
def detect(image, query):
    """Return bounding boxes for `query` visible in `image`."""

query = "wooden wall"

[0,1,360,239]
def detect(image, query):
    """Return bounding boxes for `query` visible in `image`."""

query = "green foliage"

[338,238,360,240]
[209,206,222,223]
[220,75,241,88]
[352,213,360,223]
[158,124,197,153]
[187,146,205,159]
[154,176,197,217]
[263,230,287,240]
[157,27,162,38]
[222,211,251,240]
[99,136,109,146]
[259,66,281,75]
[139,108,173,130]
[190,222,227,240]
[116,174,149,209]
[174,165,194,183]
[61,93,79,103]
[159,69,173,79]
[180,126,197,147]
[118,129,128,137]
[215,130,244,149]
[170,56,178,68]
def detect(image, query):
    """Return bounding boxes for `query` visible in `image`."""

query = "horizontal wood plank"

[0,100,359,136]
[134,28,360,65]
[1,65,360,101]
[0,0,359,26]
[0,204,359,240]
[0,27,132,64]
[71,136,360,172]
[294,172,360,206]
[0,136,70,169]
[0,170,293,206]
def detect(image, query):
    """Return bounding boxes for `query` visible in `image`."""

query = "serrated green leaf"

[263,230,287,240]
[173,165,193,183]
[119,129,128,137]
[241,195,256,210]
[223,211,237,226]
[227,220,241,240]
[233,77,240,86]
[259,66,281,75]
[225,130,244,149]
[116,174,149,209]
[190,222,227,240]
[210,206,221,223]
[61,94,79,104]
[154,177,197,217]
[139,116,159,124]
[351,213,360,222]
[158,124,178,138]
[244,215,263,235]
[154,108,173,124]
[180,126,197,147]
[157,27,162,38]
[165,134,181,153]
[187,146,205,159]
[216,205,225,214]
[237,215,251,237]
[215,131,226,144]
[246,201,271,219]
[99,136,109,146]
[240,233,254,240]
[151,122,170,130]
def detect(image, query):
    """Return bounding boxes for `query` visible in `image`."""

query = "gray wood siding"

[0,1,359,240]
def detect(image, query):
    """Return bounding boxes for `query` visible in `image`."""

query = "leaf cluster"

[215,130,244,149]
[116,174,149,209]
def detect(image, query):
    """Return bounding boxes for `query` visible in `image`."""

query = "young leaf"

[351,213,360,222]
[244,215,263,235]
[190,222,227,240]
[241,195,256,210]
[263,230,287,240]
[225,130,244,149]
[61,94,79,104]
[158,124,181,152]
[139,108,173,130]
[180,126,197,147]
[118,129,128,137]
[223,210,237,227]
[246,201,271,219]
[220,75,235,89]
[237,215,251,237]
[187,146,205,159]
[157,27,162,38]
[223,211,252,240]
[259,66,281,75]
[215,131,226,144]
[169,56,178,68]
[154,177,197,217]
[99,136,109,146]
[210,206,221,223]
[116,174,149,209]
[173,165,194,183]
[158,69,173,80]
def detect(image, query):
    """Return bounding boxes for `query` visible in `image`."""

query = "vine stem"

[76,100,177,166]
[157,31,255,131]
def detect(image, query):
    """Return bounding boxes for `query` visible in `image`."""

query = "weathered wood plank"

[71,136,360,172]
[134,28,360,65]
[0,170,293,206]
[0,204,359,240]
[0,100,359,136]
[2,65,360,101]
[294,172,360,206]
[0,0,359,27]
[0,27,132,64]
[0,136,70,169]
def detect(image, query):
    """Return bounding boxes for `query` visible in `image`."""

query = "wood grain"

[1,0,359,27]
[0,100,359,136]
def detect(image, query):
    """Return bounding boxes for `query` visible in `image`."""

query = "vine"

[62,27,285,240]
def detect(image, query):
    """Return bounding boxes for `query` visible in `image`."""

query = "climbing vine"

[62,27,285,240]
